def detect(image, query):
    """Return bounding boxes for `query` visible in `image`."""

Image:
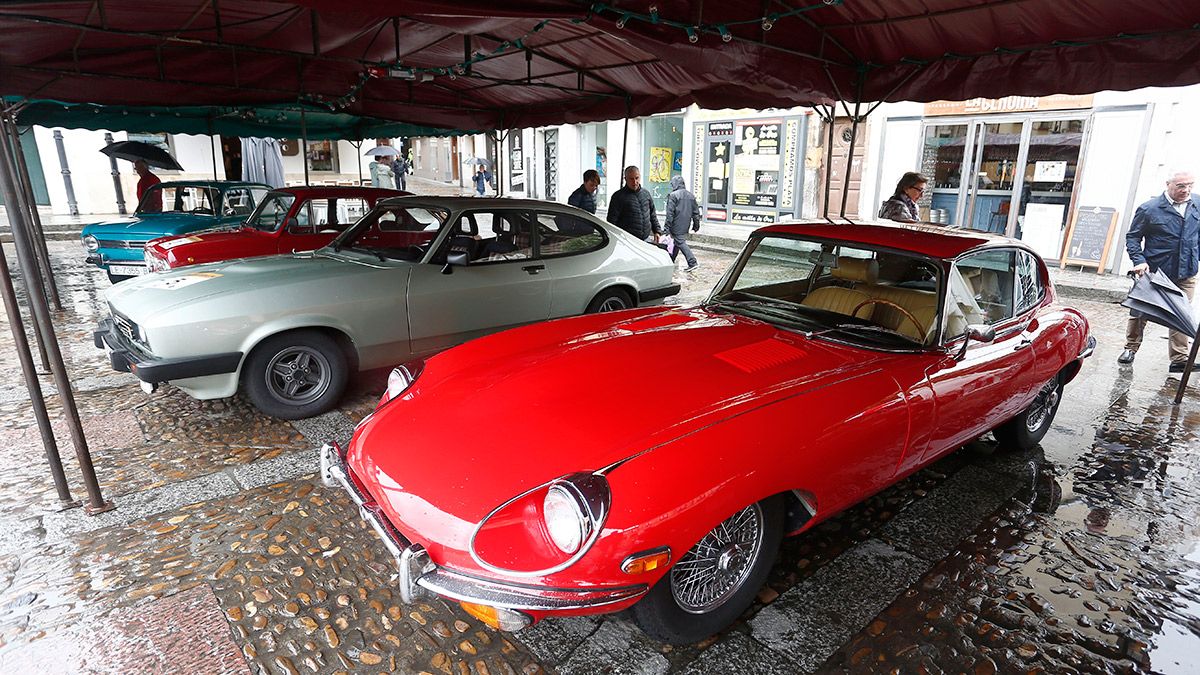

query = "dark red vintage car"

[321,222,1094,643]
[143,185,406,271]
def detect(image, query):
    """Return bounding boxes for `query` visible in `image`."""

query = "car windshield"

[136,185,220,216]
[246,193,297,231]
[326,203,449,262]
[709,234,943,349]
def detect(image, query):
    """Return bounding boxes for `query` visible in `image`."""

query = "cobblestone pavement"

[0,235,1198,674]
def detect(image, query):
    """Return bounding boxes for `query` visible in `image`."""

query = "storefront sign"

[924,94,1093,117]
[733,119,781,209]
[780,119,800,210]
[693,124,705,199]
[708,122,734,136]
[706,207,728,221]
[731,209,776,225]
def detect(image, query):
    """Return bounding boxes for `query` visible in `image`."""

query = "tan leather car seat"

[801,257,879,319]
[865,286,939,342]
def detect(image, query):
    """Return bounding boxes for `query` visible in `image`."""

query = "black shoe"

[1168,361,1195,373]
[1117,349,1136,364]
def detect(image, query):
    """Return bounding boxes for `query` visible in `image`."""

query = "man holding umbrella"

[1119,170,1200,372]
[133,159,162,212]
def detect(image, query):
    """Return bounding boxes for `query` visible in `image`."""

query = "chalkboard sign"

[1061,205,1118,269]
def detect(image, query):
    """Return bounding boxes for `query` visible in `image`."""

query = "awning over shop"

[2,2,1199,132]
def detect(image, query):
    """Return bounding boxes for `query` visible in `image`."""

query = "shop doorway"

[823,118,867,217]
[221,136,242,181]
[921,115,1085,256]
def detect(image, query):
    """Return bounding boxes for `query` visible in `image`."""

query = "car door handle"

[1014,337,1033,351]
[522,264,545,275]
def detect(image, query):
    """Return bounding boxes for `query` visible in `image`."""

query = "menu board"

[1061,205,1118,268]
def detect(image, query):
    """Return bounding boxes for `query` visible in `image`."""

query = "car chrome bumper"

[1079,334,1096,359]
[94,318,242,384]
[319,442,648,613]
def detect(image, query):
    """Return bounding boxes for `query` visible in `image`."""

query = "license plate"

[109,264,147,276]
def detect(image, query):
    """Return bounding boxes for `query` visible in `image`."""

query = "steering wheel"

[850,298,925,337]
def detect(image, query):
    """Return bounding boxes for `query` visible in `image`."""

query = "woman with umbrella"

[367,146,396,188]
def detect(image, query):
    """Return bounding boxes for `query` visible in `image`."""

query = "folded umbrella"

[1120,269,1198,338]
[99,140,184,171]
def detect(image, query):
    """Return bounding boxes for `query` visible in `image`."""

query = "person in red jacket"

[134,159,162,212]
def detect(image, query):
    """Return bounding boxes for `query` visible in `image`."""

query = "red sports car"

[144,186,406,271]
[321,222,1094,643]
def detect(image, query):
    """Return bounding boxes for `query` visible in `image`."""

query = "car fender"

[233,314,363,376]
[557,369,913,590]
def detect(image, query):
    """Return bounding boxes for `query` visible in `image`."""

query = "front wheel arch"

[585,285,636,313]
[240,327,354,419]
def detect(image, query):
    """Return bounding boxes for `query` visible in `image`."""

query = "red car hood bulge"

[350,306,896,537]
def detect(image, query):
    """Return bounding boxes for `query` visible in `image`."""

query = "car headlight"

[83,235,98,252]
[544,484,589,554]
[381,360,424,405]
[470,472,610,575]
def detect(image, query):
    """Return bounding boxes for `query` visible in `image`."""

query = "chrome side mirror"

[955,323,995,360]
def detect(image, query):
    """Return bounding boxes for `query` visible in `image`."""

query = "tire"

[106,270,134,284]
[994,376,1063,451]
[632,496,784,644]
[585,287,632,313]
[242,330,349,420]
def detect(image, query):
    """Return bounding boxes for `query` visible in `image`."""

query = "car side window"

[952,250,1016,326]
[1015,250,1043,314]
[536,212,605,257]
[467,211,533,264]
[222,188,255,217]
[337,198,369,226]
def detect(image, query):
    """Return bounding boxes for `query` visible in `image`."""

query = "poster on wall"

[649,147,673,183]
[733,120,781,208]
[780,119,800,210]
[707,141,730,205]
[509,134,525,192]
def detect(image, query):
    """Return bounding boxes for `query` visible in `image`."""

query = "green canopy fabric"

[6,98,471,141]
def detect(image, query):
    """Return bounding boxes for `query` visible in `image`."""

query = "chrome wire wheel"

[264,345,332,405]
[670,503,765,614]
[1025,379,1061,434]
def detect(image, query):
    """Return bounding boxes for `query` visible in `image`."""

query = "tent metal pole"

[0,236,74,503]
[0,117,113,515]
[210,134,218,180]
[103,132,127,215]
[0,120,51,373]
[9,121,62,311]
[839,99,862,220]
[300,107,310,186]
[821,106,835,222]
[51,130,79,216]
[620,97,630,174]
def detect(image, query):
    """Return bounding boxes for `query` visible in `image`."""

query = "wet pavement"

[0,237,1198,674]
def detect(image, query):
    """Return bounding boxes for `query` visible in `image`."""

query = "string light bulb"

[762,15,775,31]
[686,26,699,43]
[616,13,630,29]
[718,25,732,42]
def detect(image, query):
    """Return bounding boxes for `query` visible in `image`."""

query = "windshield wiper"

[805,323,919,343]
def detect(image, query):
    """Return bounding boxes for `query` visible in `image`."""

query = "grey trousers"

[1124,274,1196,363]
[669,233,697,267]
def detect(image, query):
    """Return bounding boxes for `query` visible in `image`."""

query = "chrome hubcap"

[265,346,331,405]
[670,503,764,614]
[1025,379,1060,433]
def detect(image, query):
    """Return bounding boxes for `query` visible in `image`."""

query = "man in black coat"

[1119,170,1199,372]
[567,169,600,214]
[606,166,661,240]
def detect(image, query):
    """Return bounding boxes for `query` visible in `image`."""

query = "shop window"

[642,116,683,213]
[307,140,338,173]
[222,188,256,217]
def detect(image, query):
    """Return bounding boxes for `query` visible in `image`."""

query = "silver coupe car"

[94,197,679,418]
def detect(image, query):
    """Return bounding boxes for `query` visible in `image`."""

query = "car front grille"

[96,239,145,250]
[110,307,146,349]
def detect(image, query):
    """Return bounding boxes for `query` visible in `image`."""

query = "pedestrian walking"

[473,166,492,197]
[370,157,394,189]
[664,175,701,271]
[567,169,601,214]
[1119,169,1199,372]
[878,172,927,223]
[607,166,661,240]
[391,153,409,191]
[133,159,162,212]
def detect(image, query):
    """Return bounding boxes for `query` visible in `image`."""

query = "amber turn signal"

[459,602,531,631]
[620,547,671,575]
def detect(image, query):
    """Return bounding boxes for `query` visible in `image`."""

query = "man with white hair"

[1119,170,1200,372]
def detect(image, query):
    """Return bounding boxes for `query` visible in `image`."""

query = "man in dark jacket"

[664,175,701,271]
[567,169,600,214]
[1119,170,1199,372]
[607,166,661,240]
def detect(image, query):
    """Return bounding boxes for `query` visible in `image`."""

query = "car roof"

[757,221,1026,260]
[154,180,272,190]
[374,196,583,211]
[273,186,408,198]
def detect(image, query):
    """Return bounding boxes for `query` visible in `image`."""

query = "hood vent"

[715,338,806,373]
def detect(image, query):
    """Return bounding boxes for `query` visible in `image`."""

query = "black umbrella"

[99,140,184,171]
[1120,269,1198,338]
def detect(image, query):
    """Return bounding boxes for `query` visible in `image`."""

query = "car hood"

[83,212,218,238]
[105,251,390,319]
[147,227,268,252]
[352,305,892,522]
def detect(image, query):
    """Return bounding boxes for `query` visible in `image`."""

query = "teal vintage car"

[81,180,271,283]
